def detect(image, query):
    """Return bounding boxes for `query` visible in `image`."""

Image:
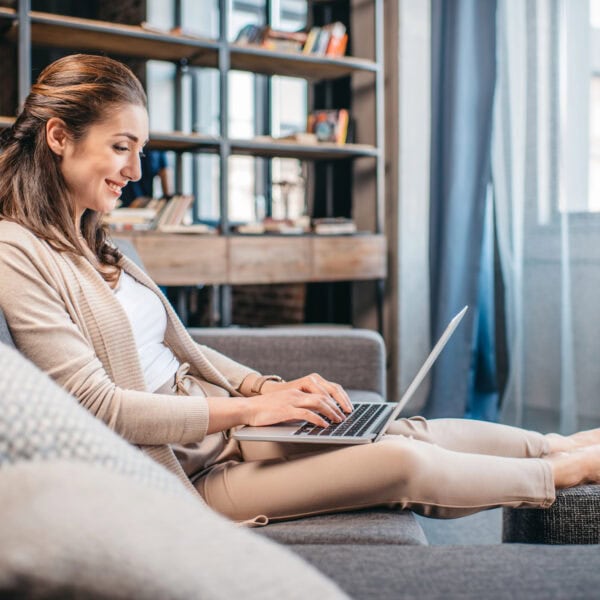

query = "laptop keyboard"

[293,403,388,438]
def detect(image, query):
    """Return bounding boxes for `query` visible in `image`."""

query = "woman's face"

[58,103,149,221]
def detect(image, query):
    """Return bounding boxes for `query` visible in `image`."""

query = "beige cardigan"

[0,220,257,493]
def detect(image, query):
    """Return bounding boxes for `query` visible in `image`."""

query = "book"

[157,223,216,235]
[307,109,349,144]
[324,22,347,57]
[234,24,263,45]
[103,207,159,231]
[302,27,320,54]
[264,26,307,44]
[273,132,318,144]
[154,195,194,230]
[312,27,331,55]
[326,33,348,57]
[263,218,308,235]
[234,24,307,52]
[313,217,357,235]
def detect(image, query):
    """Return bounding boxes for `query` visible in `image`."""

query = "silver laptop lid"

[374,305,468,442]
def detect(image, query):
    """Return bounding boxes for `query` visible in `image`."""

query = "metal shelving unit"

[0,0,386,331]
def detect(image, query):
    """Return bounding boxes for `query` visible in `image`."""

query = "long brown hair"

[0,54,147,282]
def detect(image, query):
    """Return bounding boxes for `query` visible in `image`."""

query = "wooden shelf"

[2,10,220,66]
[230,139,378,160]
[0,9,376,80]
[0,116,376,161]
[0,6,16,30]
[114,232,386,286]
[228,45,378,81]
[0,119,376,160]
[147,131,220,153]
[0,118,222,154]
[0,115,14,129]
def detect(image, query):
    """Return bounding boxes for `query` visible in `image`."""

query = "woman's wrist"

[239,373,284,396]
[258,378,285,394]
[250,374,284,395]
[206,396,253,433]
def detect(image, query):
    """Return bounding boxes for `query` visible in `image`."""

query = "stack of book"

[302,22,347,57]
[233,21,347,57]
[154,195,215,234]
[104,196,215,234]
[234,25,307,52]
[312,217,357,235]
[103,207,159,232]
[236,217,311,235]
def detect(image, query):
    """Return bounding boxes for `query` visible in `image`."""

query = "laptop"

[234,305,468,446]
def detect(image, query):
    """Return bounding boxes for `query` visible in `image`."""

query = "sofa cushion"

[0,461,347,600]
[257,508,428,546]
[291,543,600,600]
[502,484,600,544]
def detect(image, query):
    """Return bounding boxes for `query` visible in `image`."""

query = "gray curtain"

[426,0,498,418]
[493,0,600,434]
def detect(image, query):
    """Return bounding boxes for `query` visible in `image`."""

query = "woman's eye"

[113,145,129,152]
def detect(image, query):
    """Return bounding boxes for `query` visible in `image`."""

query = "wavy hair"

[0,54,147,282]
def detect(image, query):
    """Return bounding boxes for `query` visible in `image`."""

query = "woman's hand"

[234,372,353,429]
[243,385,349,429]
[261,373,353,414]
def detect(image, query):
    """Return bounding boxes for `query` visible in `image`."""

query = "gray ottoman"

[502,484,600,544]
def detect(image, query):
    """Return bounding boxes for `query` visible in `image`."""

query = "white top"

[114,271,180,392]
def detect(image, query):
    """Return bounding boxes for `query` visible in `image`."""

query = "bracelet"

[251,374,284,395]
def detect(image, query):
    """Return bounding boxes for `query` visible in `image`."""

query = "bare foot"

[545,433,576,454]
[545,428,600,453]
[569,428,600,448]
[546,444,600,489]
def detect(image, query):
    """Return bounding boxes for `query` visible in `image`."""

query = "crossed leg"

[196,418,555,522]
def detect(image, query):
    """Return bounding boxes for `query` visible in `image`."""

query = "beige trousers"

[169,374,556,523]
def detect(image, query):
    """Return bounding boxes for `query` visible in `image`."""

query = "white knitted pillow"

[0,343,183,494]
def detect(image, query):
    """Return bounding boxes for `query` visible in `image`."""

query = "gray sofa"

[3,311,600,598]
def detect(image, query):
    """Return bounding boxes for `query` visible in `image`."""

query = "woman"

[1,54,599,524]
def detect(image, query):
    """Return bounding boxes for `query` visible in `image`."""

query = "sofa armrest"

[188,327,386,395]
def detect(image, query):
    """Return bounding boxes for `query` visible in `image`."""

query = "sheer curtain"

[493,0,600,433]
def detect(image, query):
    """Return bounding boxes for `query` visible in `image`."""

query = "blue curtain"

[425,0,498,419]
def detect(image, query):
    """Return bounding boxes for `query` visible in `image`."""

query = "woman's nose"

[123,153,142,182]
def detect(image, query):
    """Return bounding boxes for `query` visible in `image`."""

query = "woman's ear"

[45,117,69,156]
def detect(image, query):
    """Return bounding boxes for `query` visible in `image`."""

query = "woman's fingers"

[297,393,345,423]
[301,374,353,414]
[295,408,329,428]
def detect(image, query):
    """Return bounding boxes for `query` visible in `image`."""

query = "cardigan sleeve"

[194,343,259,391]
[0,240,209,446]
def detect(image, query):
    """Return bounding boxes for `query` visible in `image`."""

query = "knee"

[371,438,429,480]
[387,416,432,440]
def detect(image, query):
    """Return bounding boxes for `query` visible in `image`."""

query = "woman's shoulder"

[0,219,40,246]
[0,220,57,270]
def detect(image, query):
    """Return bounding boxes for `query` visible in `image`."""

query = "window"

[145,0,308,224]
[590,0,600,211]
[229,0,308,223]
[557,0,600,214]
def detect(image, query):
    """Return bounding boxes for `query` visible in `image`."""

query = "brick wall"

[232,284,307,327]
